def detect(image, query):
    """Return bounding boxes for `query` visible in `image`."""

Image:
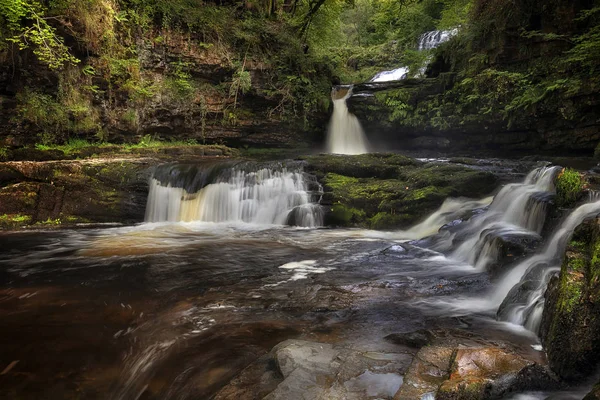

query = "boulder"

[384,329,435,348]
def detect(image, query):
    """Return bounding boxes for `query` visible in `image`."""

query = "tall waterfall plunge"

[145,163,324,227]
[325,86,369,155]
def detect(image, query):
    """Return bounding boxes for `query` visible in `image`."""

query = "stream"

[0,160,598,399]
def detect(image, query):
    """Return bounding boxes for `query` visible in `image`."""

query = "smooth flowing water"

[145,163,323,227]
[1,162,597,399]
[326,86,369,155]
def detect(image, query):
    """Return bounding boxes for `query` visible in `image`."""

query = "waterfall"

[368,29,458,83]
[370,67,409,83]
[394,196,493,240]
[433,167,560,271]
[145,163,323,227]
[326,86,369,155]
[495,200,600,332]
[417,29,458,51]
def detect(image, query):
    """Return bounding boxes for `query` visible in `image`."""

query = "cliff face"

[0,2,333,151]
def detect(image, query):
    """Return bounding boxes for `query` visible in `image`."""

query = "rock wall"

[0,27,330,150]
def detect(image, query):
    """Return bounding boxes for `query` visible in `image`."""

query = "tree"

[0,0,79,69]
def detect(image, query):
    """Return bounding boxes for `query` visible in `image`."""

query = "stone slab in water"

[215,339,411,400]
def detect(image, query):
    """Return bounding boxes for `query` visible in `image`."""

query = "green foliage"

[555,168,584,208]
[565,24,600,74]
[0,0,79,69]
[163,61,195,99]
[15,89,69,143]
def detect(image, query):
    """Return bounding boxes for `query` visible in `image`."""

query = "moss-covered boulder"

[303,153,499,230]
[555,168,585,208]
[540,218,600,381]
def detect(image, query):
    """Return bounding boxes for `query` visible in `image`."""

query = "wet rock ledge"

[0,145,236,229]
[302,154,499,229]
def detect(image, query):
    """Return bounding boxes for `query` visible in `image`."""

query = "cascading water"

[145,163,323,227]
[326,86,369,155]
[370,67,409,83]
[393,196,493,240]
[368,29,458,82]
[495,200,600,332]
[417,29,458,50]
[432,167,560,271]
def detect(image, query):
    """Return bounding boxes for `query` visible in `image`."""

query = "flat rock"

[215,339,411,400]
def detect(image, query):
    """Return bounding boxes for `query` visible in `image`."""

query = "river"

[0,161,597,399]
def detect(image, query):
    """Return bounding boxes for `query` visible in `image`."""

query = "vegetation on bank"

[0,137,238,162]
[1,0,548,150]
[0,0,351,147]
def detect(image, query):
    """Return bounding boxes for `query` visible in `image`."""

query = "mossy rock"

[555,168,585,208]
[305,153,499,229]
[540,218,600,381]
[302,153,419,179]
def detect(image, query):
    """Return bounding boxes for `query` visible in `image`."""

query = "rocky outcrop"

[302,153,499,229]
[347,84,600,156]
[0,146,236,228]
[216,337,558,400]
[540,218,600,381]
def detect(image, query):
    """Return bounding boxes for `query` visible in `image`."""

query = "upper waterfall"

[145,163,323,227]
[325,86,369,155]
[369,28,458,83]
[417,29,458,50]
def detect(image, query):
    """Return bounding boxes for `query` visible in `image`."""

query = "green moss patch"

[555,168,585,208]
[305,154,499,229]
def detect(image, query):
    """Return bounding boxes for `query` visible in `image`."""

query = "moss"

[555,168,585,208]
[326,203,366,226]
[542,219,600,380]
[308,154,497,229]
[0,214,32,229]
[368,212,413,230]
[302,153,419,179]
[405,185,446,201]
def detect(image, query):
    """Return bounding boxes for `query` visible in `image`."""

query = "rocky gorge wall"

[0,2,335,152]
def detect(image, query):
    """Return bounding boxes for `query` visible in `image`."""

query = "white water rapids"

[429,167,560,271]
